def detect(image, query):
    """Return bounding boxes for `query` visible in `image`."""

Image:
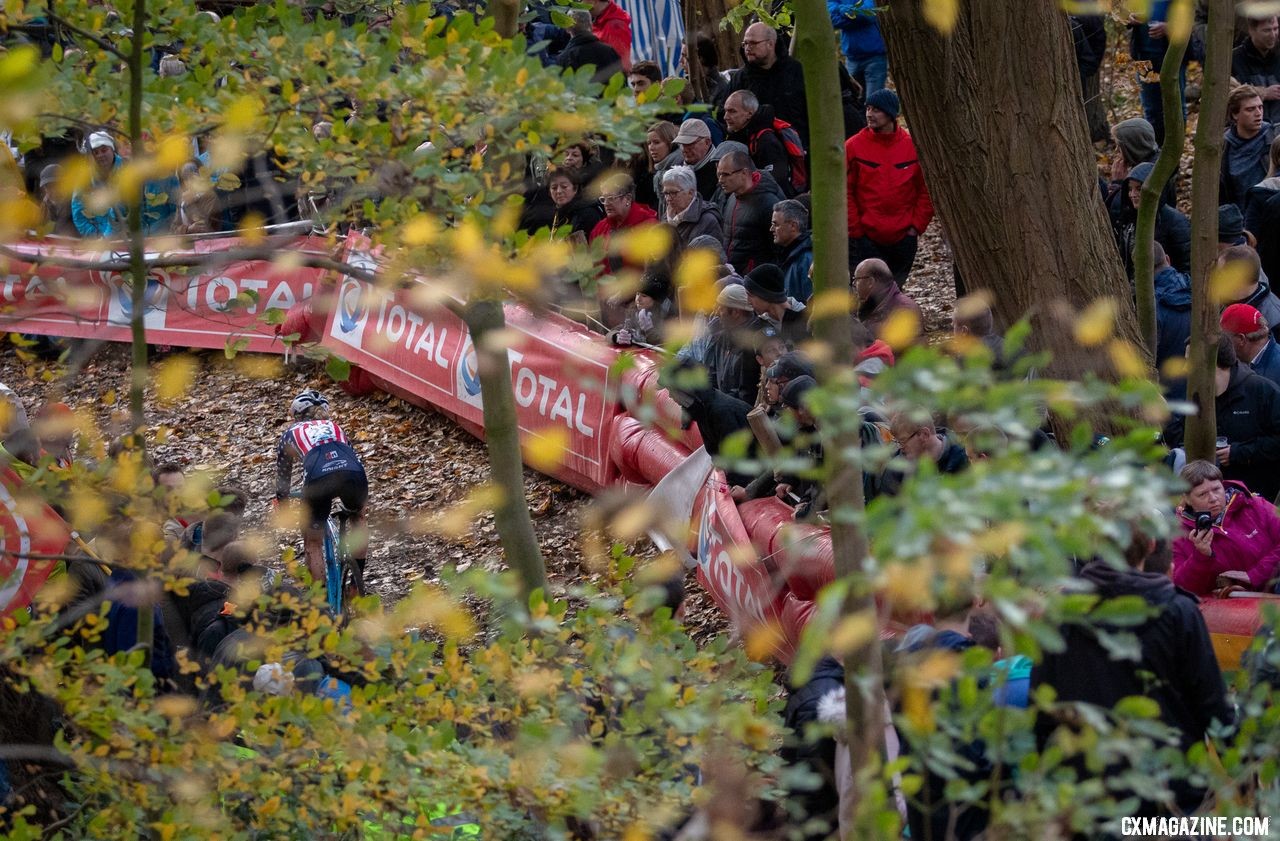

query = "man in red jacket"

[591,0,632,72]
[845,88,934,281]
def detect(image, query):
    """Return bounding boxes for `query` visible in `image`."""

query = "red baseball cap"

[1221,303,1265,335]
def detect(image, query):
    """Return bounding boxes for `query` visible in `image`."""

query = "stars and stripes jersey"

[275,420,364,498]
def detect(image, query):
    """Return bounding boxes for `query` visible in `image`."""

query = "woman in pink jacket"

[1172,460,1280,595]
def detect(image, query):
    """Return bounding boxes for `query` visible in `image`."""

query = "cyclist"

[275,389,368,592]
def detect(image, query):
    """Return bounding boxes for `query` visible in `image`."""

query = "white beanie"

[87,131,115,151]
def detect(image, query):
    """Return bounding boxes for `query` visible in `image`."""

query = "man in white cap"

[37,164,76,236]
[674,118,718,200]
[707,283,770,403]
[71,131,124,237]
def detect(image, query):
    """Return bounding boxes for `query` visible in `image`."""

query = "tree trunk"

[1133,4,1190,358]
[682,0,739,97]
[880,0,1143,389]
[127,0,153,666]
[474,0,549,601]
[794,3,882,833]
[1185,0,1233,462]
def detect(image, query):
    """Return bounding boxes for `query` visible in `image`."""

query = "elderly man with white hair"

[662,165,724,255]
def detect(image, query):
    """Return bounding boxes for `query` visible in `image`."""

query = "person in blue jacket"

[71,131,126,237]
[827,0,886,98]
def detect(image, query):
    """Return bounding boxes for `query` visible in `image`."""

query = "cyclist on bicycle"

[275,389,367,589]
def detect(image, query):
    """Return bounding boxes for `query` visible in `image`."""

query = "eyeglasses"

[600,193,629,203]
[660,189,685,197]
[741,39,769,47]
[851,273,874,283]
[716,167,746,180]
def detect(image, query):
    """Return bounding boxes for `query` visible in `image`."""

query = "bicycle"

[289,491,364,616]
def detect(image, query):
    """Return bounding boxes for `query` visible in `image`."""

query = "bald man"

[725,23,810,150]
[853,258,922,340]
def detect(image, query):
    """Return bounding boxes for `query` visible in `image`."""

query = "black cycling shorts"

[302,469,367,529]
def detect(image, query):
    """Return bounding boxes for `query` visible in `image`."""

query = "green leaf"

[325,354,351,382]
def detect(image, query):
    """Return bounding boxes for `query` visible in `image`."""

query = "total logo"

[106,272,168,329]
[0,479,34,615]
[333,277,369,345]
[456,335,483,408]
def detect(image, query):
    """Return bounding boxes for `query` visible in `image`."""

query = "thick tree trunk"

[1185,0,1233,462]
[1133,5,1190,358]
[880,0,1143,388]
[682,0,739,98]
[477,0,549,600]
[794,4,882,834]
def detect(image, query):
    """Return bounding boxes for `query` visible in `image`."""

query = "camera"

[1196,513,1213,532]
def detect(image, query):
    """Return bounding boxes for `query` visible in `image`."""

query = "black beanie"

[744,263,787,304]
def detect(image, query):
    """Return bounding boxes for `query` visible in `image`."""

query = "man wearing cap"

[726,23,810,151]
[854,257,922,341]
[1222,303,1280,387]
[37,164,76,236]
[845,89,934,282]
[716,150,787,274]
[744,263,808,345]
[1220,245,1280,343]
[706,283,770,404]
[674,119,719,200]
[71,131,125,237]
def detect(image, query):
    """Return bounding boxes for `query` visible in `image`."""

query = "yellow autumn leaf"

[745,619,784,661]
[1161,355,1189,380]
[239,212,267,245]
[223,95,260,131]
[623,825,652,841]
[234,355,282,379]
[1210,259,1253,305]
[1073,297,1116,347]
[55,156,93,199]
[675,249,718,313]
[68,486,107,531]
[154,694,197,719]
[972,522,1028,557]
[1166,0,1194,44]
[923,0,959,35]
[1107,338,1149,379]
[619,223,673,264]
[524,427,569,472]
[879,307,920,350]
[156,354,198,403]
[902,684,934,732]
[515,66,529,87]
[879,561,935,612]
[155,134,191,172]
[829,611,878,654]
[807,288,853,321]
[401,213,438,247]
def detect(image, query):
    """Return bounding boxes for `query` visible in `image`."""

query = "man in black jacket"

[1231,16,1280,124]
[723,90,794,196]
[555,9,622,85]
[716,150,788,274]
[1033,530,1234,818]
[1165,333,1280,501]
[726,22,810,150]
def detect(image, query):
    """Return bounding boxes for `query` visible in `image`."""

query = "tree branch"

[36,12,128,60]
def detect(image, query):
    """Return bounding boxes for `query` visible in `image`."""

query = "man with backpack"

[845,88,934,282]
[723,90,807,198]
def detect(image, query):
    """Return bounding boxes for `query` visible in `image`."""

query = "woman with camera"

[1172,460,1280,596]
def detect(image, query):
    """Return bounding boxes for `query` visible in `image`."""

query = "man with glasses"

[771,199,813,303]
[880,413,969,497]
[726,23,810,151]
[715,149,787,274]
[853,257,922,341]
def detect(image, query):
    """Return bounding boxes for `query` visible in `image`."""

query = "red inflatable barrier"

[0,233,1270,668]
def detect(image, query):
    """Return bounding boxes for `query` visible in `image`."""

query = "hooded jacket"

[781,656,846,840]
[1032,561,1232,814]
[1107,118,1179,209]
[729,104,794,196]
[1247,337,1280,388]
[717,170,787,273]
[1166,362,1280,501]
[1173,479,1280,594]
[590,1,632,71]
[1244,177,1280,285]
[1221,122,1276,208]
[845,125,934,245]
[828,0,884,61]
[1113,162,1192,276]
[1154,264,1192,371]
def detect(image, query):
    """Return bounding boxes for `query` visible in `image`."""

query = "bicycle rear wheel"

[324,517,342,615]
